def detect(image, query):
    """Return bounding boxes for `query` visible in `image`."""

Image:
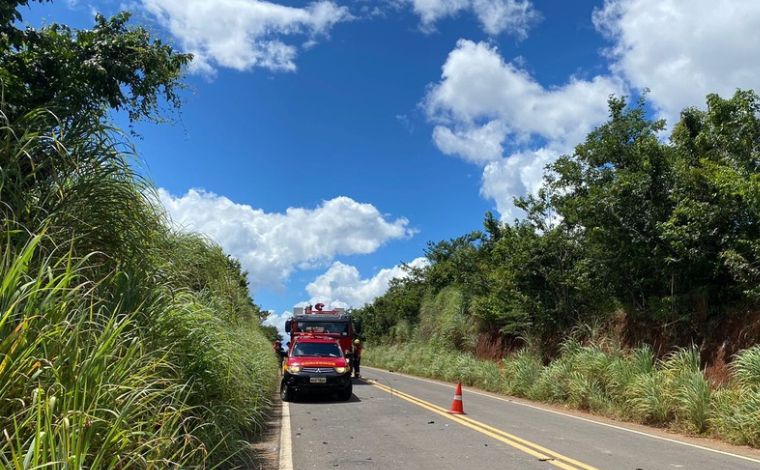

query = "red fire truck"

[281,303,363,400]
[285,303,360,356]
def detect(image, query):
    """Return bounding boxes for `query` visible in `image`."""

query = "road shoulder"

[245,395,283,470]
[278,399,293,470]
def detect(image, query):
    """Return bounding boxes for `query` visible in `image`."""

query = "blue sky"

[22,1,760,329]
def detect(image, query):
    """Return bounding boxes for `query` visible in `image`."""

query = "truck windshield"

[293,342,343,358]
[295,321,349,335]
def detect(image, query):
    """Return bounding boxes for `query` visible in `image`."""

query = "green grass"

[365,340,760,447]
[0,238,198,467]
[418,287,477,351]
[0,109,279,467]
[710,346,760,447]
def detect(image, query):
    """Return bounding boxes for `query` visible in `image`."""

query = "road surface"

[280,366,760,470]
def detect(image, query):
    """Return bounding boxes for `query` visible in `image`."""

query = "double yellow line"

[369,380,598,470]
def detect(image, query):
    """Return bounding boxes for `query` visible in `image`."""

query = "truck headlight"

[334,367,348,374]
[287,364,302,373]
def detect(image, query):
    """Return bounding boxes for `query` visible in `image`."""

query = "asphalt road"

[283,367,760,470]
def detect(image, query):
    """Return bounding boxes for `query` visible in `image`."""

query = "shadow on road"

[352,377,371,386]
[293,392,361,404]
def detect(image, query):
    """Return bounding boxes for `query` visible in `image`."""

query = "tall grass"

[0,109,278,466]
[418,287,477,351]
[153,294,278,463]
[365,340,760,446]
[711,346,760,446]
[0,238,202,467]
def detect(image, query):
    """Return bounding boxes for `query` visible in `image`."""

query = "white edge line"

[279,400,293,470]
[364,366,760,465]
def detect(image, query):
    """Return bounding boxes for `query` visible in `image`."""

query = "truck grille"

[302,367,331,374]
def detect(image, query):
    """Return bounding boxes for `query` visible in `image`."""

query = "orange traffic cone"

[448,382,465,414]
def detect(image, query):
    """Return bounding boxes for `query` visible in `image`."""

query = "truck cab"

[280,335,352,401]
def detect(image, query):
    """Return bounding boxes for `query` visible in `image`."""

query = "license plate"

[310,377,327,384]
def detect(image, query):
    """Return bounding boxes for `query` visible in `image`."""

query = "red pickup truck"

[280,335,353,402]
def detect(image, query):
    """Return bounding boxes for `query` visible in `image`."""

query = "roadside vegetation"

[358,90,760,447]
[0,2,278,467]
[366,339,760,446]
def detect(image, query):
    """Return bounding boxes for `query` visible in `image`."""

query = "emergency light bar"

[293,306,346,315]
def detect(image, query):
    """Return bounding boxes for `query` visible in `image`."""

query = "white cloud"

[158,189,413,289]
[141,0,350,73]
[480,146,558,218]
[426,40,622,146]
[427,4,760,218]
[432,120,507,165]
[406,0,540,37]
[262,257,429,340]
[263,310,290,339]
[594,0,760,122]
[425,40,624,218]
[305,257,430,308]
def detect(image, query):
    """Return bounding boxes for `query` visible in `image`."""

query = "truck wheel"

[337,384,353,401]
[281,384,295,402]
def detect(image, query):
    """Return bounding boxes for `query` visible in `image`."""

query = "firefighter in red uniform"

[352,338,362,378]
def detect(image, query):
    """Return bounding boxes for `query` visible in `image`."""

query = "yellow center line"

[369,380,599,470]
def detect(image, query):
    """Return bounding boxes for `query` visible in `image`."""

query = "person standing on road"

[352,338,362,378]
[273,340,284,371]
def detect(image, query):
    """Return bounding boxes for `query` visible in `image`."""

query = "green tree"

[0,1,192,271]
[546,97,677,318]
[0,2,191,125]
[357,91,760,358]
[424,231,488,293]
[354,274,428,341]
[665,90,760,304]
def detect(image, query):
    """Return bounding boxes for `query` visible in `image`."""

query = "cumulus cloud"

[480,146,558,217]
[141,0,350,74]
[406,0,540,37]
[432,120,507,165]
[425,40,624,218]
[594,0,760,122]
[262,258,429,339]
[426,40,622,146]
[304,257,430,308]
[158,189,413,288]
[263,310,290,338]
[426,3,760,218]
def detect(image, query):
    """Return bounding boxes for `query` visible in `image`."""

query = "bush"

[627,371,672,424]
[732,346,760,390]
[711,347,760,446]
[153,295,278,465]
[660,347,712,432]
[502,350,542,397]
[418,287,477,351]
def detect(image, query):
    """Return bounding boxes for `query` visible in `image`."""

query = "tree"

[0,3,192,125]
[423,232,487,293]
[353,275,428,341]
[546,97,677,318]
[360,90,760,354]
[0,1,192,270]
[546,91,760,323]
[665,90,760,304]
